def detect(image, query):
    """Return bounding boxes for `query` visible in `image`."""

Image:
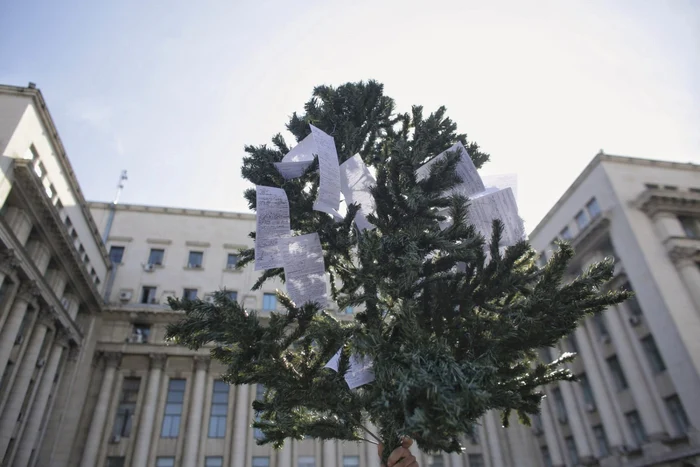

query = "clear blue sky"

[1,0,699,232]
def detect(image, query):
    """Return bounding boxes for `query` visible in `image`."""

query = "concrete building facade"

[1,83,699,467]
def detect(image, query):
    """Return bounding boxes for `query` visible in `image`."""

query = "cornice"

[633,189,700,217]
[88,201,256,221]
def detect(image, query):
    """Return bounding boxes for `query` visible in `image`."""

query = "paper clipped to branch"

[278,233,328,307]
[482,173,518,201]
[416,142,485,198]
[339,154,376,231]
[324,348,376,389]
[469,187,526,247]
[254,186,291,271]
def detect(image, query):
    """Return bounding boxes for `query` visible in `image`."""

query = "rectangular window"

[559,226,572,240]
[112,377,140,437]
[226,291,238,301]
[593,424,610,457]
[205,457,223,467]
[148,248,165,266]
[664,185,678,190]
[679,216,699,238]
[226,253,239,269]
[188,251,204,268]
[298,456,316,467]
[342,456,360,467]
[254,384,265,440]
[645,183,659,189]
[469,423,480,444]
[156,458,175,467]
[345,306,354,314]
[552,387,567,423]
[263,293,277,311]
[607,356,628,390]
[586,198,601,218]
[467,454,484,467]
[578,373,596,409]
[109,246,125,264]
[592,314,609,339]
[252,457,270,467]
[565,436,579,465]
[161,379,186,438]
[532,413,544,434]
[626,410,648,445]
[641,335,666,373]
[665,395,690,435]
[130,323,150,343]
[621,282,643,316]
[208,380,230,438]
[141,286,157,304]
[183,288,198,300]
[429,455,444,467]
[540,447,552,467]
[575,210,589,230]
[107,457,125,467]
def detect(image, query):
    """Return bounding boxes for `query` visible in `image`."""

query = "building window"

[607,356,628,390]
[665,395,690,435]
[208,380,229,438]
[110,246,125,264]
[112,377,140,438]
[593,424,610,457]
[678,216,699,238]
[141,286,157,304]
[592,313,609,339]
[156,458,175,467]
[344,306,354,314]
[183,288,198,300]
[559,226,572,240]
[626,410,648,445]
[539,446,552,467]
[586,198,601,219]
[298,456,316,467]
[106,457,125,467]
[565,436,579,465]
[263,293,277,311]
[226,253,239,270]
[429,455,444,467]
[575,210,589,230]
[342,456,360,467]
[467,454,484,467]
[532,413,544,435]
[621,282,643,316]
[188,251,204,268]
[645,183,659,189]
[566,333,579,353]
[129,323,150,343]
[552,387,567,423]
[148,248,165,266]
[641,335,666,373]
[664,185,678,190]
[578,373,596,410]
[226,290,238,301]
[252,457,270,467]
[205,457,223,467]
[161,379,186,438]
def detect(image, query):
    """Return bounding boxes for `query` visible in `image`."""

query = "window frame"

[188,250,204,268]
[226,253,239,270]
[183,288,198,300]
[208,380,230,438]
[575,209,590,230]
[607,356,629,391]
[592,424,610,457]
[141,286,157,304]
[665,395,690,435]
[586,197,601,219]
[161,379,186,438]
[262,293,277,311]
[641,334,666,373]
[109,245,125,264]
[626,410,648,445]
[148,248,165,266]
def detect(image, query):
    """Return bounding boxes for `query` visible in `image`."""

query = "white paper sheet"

[482,173,518,201]
[278,233,328,307]
[416,142,485,198]
[274,133,316,179]
[309,125,343,219]
[254,186,291,271]
[324,348,376,389]
[339,154,376,231]
[274,160,314,179]
[468,187,525,247]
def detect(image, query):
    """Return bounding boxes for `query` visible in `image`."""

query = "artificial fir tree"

[166,80,629,463]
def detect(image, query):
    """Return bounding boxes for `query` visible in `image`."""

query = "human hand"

[377,438,419,467]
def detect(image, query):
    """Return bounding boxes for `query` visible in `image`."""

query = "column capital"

[67,344,81,362]
[149,353,168,370]
[36,307,57,328]
[0,249,19,275]
[53,326,72,348]
[103,351,122,369]
[193,355,210,371]
[16,281,41,304]
[668,246,699,268]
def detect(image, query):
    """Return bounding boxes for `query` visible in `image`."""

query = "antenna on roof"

[113,170,128,205]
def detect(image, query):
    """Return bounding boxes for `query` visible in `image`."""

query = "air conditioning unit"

[585,403,596,413]
[119,291,133,301]
[109,434,121,444]
[629,315,642,326]
[36,359,45,368]
[143,263,155,272]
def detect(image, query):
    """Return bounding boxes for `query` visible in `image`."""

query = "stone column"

[0,249,19,298]
[230,384,250,467]
[574,326,625,451]
[484,411,505,467]
[13,331,68,467]
[669,247,700,313]
[79,352,121,467]
[44,268,68,299]
[0,282,39,376]
[558,380,595,462]
[540,395,565,467]
[322,440,336,466]
[606,307,666,440]
[364,422,381,467]
[0,309,52,460]
[61,293,80,320]
[182,356,209,467]
[24,240,51,275]
[131,354,167,467]
[279,439,292,467]
[449,451,463,467]
[3,206,33,246]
